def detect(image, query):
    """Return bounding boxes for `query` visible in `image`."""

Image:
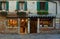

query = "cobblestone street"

[0,34,60,39]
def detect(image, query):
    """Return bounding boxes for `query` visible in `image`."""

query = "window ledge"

[0,10,8,12]
[7,27,18,28]
[38,10,48,12]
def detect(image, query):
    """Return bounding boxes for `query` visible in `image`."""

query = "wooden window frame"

[7,19,18,28]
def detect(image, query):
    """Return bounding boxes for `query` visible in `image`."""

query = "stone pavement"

[0,34,60,39]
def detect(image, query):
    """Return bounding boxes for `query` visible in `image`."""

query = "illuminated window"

[7,19,18,28]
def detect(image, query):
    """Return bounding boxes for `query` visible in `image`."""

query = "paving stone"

[0,34,60,39]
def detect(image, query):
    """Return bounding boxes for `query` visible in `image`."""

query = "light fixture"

[13,20,15,25]
[26,19,28,22]
[10,19,12,22]
[21,19,24,22]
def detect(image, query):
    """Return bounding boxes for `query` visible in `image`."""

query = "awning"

[6,13,56,18]
[28,13,56,18]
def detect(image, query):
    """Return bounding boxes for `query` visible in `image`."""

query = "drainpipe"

[55,2,57,15]
[55,2,57,29]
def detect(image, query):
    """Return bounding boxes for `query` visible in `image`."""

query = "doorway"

[20,18,28,34]
[30,18,37,33]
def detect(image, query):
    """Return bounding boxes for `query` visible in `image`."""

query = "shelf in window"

[7,27,18,28]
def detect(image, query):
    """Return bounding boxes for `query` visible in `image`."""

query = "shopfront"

[6,17,54,34]
[20,18,28,34]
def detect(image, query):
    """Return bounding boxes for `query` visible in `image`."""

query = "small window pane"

[19,3,24,10]
[40,2,45,10]
[2,3,6,10]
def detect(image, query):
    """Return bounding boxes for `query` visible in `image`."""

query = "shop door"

[30,18,37,33]
[20,18,28,34]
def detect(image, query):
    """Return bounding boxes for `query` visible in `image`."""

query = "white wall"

[27,1,56,14]
[56,1,60,29]
[27,1,37,14]
[56,1,60,18]
[57,2,60,14]
[48,2,56,15]
[55,18,60,29]
[9,1,16,12]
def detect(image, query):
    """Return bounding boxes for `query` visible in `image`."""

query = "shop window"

[7,19,18,28]
[39,18,53,27]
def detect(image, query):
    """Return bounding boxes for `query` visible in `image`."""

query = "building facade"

[0,0,59,34]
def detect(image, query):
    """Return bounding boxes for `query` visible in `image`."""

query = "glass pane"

[19,3,24,10]
[40,2,45,10]
[7,19,18,28]
[2,3,6,10]
[20,18,28,34]
[39,18,53,27]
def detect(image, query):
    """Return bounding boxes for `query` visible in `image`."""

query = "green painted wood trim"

[6,1,9,11]
[45,2,48,11]
[16,1,19,10]
[0,2,2,10]
[1,11,7,16]
[17,12,26,16]
[24,2,27,11]
[37,2,48,15]
[37,11,48,15]
[37,2,40,11]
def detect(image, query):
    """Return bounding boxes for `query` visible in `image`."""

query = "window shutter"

[0,2,2,10]
[45,2,48,11]
[6,1,9,11]
[37,2,40,11]
[24,2,27,11]
[16,2,19,10]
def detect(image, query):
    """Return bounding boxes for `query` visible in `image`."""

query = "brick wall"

[0,16,6,34]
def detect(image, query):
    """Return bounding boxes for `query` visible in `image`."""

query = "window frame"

[2,2,6,10]
[7,19,18,28]
[40,2,46,10]
[39,18,53,27]
[19,3,24,10]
